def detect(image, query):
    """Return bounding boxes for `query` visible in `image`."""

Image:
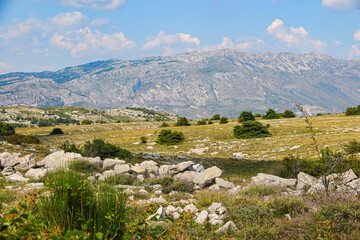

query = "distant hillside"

[0,49,359,118]
[0,106,177,127]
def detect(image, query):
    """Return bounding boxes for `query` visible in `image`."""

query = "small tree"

[239,111,255,122]
[83,139,132,159]
[219,117,228,124]
[283,110,296,118]
[254,113,262,118]
[196,119,207,125]
[234,121,271,139]
[81,119,93,125]
[345,107,360,116]
[160,122,169,127]
[50,128,64,135]
[156,129,185,145]
[211,114,220,120]
[262,109,280,119]
[0,121,15,136]
[175,117,190,126]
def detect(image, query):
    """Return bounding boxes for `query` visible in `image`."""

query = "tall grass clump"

[38,170,127,238]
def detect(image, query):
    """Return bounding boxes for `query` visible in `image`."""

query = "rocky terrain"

[1,49,360,118]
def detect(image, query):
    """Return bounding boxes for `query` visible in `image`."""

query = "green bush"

[156,129,185,145]
[220,116,229,124]
[140,136,147,144]
[267,198,308,217]
[0,121,15,136]
[239,111,255,122]
[81,119,93,125]
[242,186,280,197]
[83,139,132,160]
[196,119,207,125]
[262,109,281,119]
[50,127,64,135]
[344,139,360,155]
[211,114,220,120]
[254,113,262,118]
[69,160,102,175]
[175,117,190,126]
[148,177,194,193]
[283,110,296,118]
[207,120,213,124]
[160,122,169,127]
[39,170,127,238]
[345,106,360,116]
[6,134,40,145]
[234,121,271,139]
[60,140,82,154]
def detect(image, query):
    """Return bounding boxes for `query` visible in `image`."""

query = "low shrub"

[220,116,229,124]
[50,128,64,135]
[6,134,40,145]
[211,114,220,120]
[83,138,132,160]
[148,177,193,194]
[262,109,281,119]
[140,136,147,144]
[175,117,190,126]
[242,186,280,197]
[233,121,271,139]
[81,119,93,125]
[239,111,255,122]
[159,122,169,127]
[283,110,296,118]
[196,119,207,125]
[267,198,308,217]
[68,160,102,175]
[0,121,15,136]
[59,140,81,154]
[156,129,185,145]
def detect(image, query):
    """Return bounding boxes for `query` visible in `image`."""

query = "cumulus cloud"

[52,11,88,29]
[354,30,360,41]
[204,36,265,52]
[349,45,360,58]
[90,17,110,26]
[143,31,200,55]
[322,0,360,11]
[267,19,327,52]
[51,27,136,58]
[59,0,126,10]
[0,62,14,70]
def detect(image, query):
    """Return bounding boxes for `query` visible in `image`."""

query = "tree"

[50,128,64,135]
[156,129,185,145]
[219,117,229,124]
[175,117,190,126]
[0,121,15,136]
[81,119,93,125]
[160,122,169,127]
[254,113,262,118]
[233,121,271,139]
[196,119,207,125]
[283,110,296,118]
[262,109,280,119]
[239,111,255,122]
[83,139,132,159]
[211,114,220,120]
[345,107,360,116]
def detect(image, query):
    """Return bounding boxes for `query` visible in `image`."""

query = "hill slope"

[1,49,360,118]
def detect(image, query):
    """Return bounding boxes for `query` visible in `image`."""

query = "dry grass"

[14,114,360,160]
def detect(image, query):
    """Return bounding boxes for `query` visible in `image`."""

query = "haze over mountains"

[0,49,359,118]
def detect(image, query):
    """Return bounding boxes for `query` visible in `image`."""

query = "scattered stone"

[228,186,242,195]
[215,178,235,189]
[128,196,134,201]
[193,166,222,188]
[192,163,204,172]
[172,212,180,219]
[174,171,197,182]
[148,206,167,220]
[13,154,36,171]
[103,159,125,169]
[208,203,226,215]
[6,173,29,183]
[176,161,194,172]
[102,170,116,180]
[114,164,131,174]
[297,172,318,190]
[327,169,357,184]
[195,210,208,224]
[154,190,162,195]
[347,179,360,190]
[215,221,239,233]
[137,174,145,182]
[158,165,175,177]
[131,165,145,174]
[36,151,82,170]
[24,168,47,180]
[147,196,167,204]
[140,160,158,173]
[251,173,296,187]
[208,184,221,191]
[184,204,198,213]
[285,214,292,221]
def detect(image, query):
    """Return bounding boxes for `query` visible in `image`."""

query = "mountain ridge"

[1,49,359,118]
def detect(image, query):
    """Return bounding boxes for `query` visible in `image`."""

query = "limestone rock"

[24,168,47,180]
[103,159,125,169]
[215,178,235,189]
[13,154,36,171]
[174,171,198,182]
[347,179,360,190]
[184,204,198,213]
[148,206,167,220]
[36,151,83,170]
[175,161,194,172]
[297,172,318,190]
[159,165,175,177]
[82,157,102,167]
[193,166,222,188]
[195,210,208,224]
[140,160,159,174]
[6,173,29,183]
[208,203,226,215]
[114,164,130,174]
[215,221,239,233]
[252,173,296,187]
[130,165,145,174]
[192,163,204,172]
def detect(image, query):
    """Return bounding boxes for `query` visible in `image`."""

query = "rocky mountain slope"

[1,49,359,118]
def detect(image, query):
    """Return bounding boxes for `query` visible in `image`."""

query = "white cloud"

[349,44,360,58]
[322,0,360,11]
[0,62,14,70]
[267,19,327,52]
[204,36,265,52]
[354,30,360,41]
[143,31,200,55]
[90,17,110,26]
[59,0,126,10]
[334,40,342,46]
[51,27,136,58]
[52,11,88,29]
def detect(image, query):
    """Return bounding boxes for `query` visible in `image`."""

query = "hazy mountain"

[1,49,359,118]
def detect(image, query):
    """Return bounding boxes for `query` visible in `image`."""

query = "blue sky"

[0,0,360,74]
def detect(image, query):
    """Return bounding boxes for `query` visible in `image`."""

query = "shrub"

[196,119,207,125]
[156,129,185,145]
[234,121,271,139]
[207,120,213,124]
[239,111,255,122]
[81,119,93,125]
[262,109,280,119]
[345,106,360,116]
[267,198,308,217]
[242,186,280,197]
[175,117,190,126]
[344,139,360,156]
[39,170,127,238]
[0,121,15,136]
[160,122,169,127]
[50,127,64,135]
[283,110,296,118]
[69,160,102,175]
[254,113,262,118]
[140,136,147,144]
[6,134,40,145]
[60,140,81,154]
[83,139,132,160]
[219,116,229,124]
[149,177,194,193]
[211,114,220,120]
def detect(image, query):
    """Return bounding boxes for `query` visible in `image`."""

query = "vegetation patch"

[234,121,271,139]
[156,129,185,145]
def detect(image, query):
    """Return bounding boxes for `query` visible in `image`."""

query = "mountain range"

[1,49,359,118]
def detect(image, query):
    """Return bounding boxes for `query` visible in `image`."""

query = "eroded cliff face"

[1,49,359,118]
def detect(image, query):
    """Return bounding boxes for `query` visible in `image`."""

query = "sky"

[0,0,360,74]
